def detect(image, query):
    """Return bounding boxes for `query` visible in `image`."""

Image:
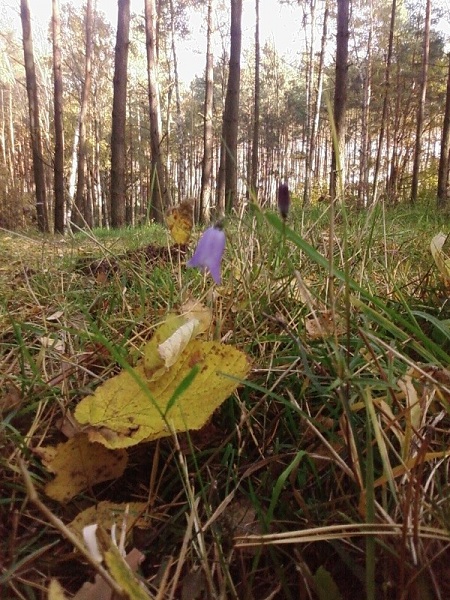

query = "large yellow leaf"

[36,433,128,502]
[75,339,250,449]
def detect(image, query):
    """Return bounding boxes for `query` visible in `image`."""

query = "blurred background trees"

[1,0,449,232]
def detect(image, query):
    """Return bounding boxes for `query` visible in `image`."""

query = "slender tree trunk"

[110,0,130,228]
[200,0,214,223]
[249,0,260,202]
[168,0,184,203]
[329,0,349,202]
[410,0,431,205]
[302,0,316,204]
[145,0,171,222]
[358,0,372,208]
[219,0,243,213]
[304,1,328,205]
[372,0,396,204]
[20,0,49,232]
[52,0,65,234]
[71,0,93,228]
[437,54,450,210]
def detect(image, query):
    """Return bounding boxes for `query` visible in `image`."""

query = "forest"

[2,0,450,599]
[1,0,450,231]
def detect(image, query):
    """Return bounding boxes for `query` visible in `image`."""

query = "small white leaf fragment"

[158,318,200,368]
[82,524,103,563]
[47,310,64,322]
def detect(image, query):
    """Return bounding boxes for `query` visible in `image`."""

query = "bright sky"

[4,0,301,84]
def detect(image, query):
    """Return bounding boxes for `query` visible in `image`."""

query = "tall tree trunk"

[145,0,170,222]
[20,0,49,232]
[71,0,93,228]
[218,0,243,213]
[410,0,431,205]
[304,1,328,205]
[110,0,130,228]
[200,0,214,223]
[329,0,349,202]
[358,0,372,208]
[437,53,450,210]
[168,0,184,204]
[372,0,396,204]
[52,0,65,234]
[302,0,316,204]
[249,0,260,202]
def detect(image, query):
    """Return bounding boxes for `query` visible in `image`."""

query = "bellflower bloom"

[187,222,226,284]
[278,183,290,220]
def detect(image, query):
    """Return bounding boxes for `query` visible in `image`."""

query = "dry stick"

[19,459,125,598]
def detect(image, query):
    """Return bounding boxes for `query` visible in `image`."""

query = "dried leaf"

[143,314,187,381]
[181,568,206,600]
[165,200,193,244]
[36,433,128,503]
[0,382,23,414]
[305,310,345,340]
[69,502,150,539]
[430,232,450,281]
[180,298,213,334]
[39,335,65,353]
[47,310,64,322]
[158,318,200,368]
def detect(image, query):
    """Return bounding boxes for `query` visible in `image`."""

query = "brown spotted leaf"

[36,433,128,503]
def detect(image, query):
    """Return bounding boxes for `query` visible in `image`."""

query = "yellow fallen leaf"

[68,502,151,540]
[36,433,128,503]
[48,579,70,600]
[75,339,250,449]
[165,200,193,244]
[430,232,450,281]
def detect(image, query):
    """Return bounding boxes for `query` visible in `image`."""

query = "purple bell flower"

[278,183,290,220]
[187,222,226,284]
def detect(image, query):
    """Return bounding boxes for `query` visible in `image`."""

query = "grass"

[1,197,450,599]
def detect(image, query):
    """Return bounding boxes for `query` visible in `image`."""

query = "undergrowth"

[1,199,450,599]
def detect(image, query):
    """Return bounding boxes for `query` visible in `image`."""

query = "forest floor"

[1,200,450,600]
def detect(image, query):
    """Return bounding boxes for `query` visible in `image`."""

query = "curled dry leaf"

[158,318,200,368]
[430,232,450,282]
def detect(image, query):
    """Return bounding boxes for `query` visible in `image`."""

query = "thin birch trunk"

[52,0,65,233]
[410,0,431,204]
